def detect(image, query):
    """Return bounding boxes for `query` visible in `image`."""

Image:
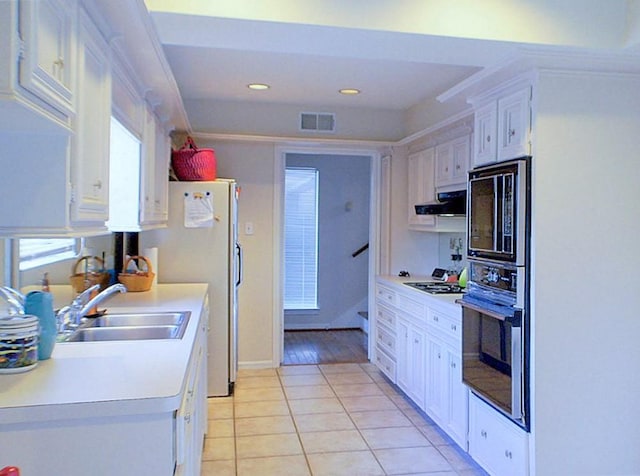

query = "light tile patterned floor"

[202,363,488,476]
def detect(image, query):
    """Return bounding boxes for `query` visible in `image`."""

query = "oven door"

[459,297,524,424]
[468,158,528,265]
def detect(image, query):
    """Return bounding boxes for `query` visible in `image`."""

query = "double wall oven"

[458,157,531,429]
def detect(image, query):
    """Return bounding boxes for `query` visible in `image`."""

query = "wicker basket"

[118,256,155,292]
[171,136,217,181]
[69,256,110,293]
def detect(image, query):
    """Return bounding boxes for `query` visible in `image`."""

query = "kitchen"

[1,1,640,475]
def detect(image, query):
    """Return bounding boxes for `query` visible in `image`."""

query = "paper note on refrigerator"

[183,191,214,228]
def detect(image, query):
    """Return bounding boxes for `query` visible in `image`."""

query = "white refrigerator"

[141,179,241,396]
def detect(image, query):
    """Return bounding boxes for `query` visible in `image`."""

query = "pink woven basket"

[171,136,217,181]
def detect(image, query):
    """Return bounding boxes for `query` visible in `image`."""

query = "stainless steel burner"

[404,282,464,294]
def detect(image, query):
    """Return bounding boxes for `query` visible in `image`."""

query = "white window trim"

[18,238,82,271]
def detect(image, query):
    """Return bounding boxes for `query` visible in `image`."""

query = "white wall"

[185,99,405,142]
[531,71,640,475]
[284,153,370,330]
[196,139,278,366]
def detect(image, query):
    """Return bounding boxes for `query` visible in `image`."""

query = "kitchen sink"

[62,311,191,342]
[86,312,189,328]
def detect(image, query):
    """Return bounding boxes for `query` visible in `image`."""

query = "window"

[284,167,319,310]
[19,238,80,271]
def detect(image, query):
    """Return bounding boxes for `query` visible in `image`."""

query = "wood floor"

[282,329,368,365]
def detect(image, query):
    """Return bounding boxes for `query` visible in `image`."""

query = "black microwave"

[467,157,531,266]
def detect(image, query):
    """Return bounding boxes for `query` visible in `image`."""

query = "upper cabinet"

[472,84,532,167]
[0,0,186,237]
[408,147,465,233]
[18,0,75,123]
[435,134,470,189]
[70,5,111,227]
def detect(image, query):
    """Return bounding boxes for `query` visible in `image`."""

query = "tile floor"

[201,363,487,475]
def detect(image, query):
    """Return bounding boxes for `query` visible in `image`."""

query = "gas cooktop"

[404,282,464,295]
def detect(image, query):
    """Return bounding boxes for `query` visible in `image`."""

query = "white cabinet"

[472,85,532,167]
[141,105,170,226]
[69,5,111,227]
[435,135,470,189]
[0,3,111,236]
[408,148,465,232]
[393,291,428,410]
[425,305,468,449]
[469,392,529,476]
[497,87,531,162]
[408,148,436,229]
[18,0,76,121]
[0,0,76,131]
[396,316,427,409]
[473,102,498,166]
[374,284,398,382]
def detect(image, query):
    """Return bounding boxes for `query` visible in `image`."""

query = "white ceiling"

[148,12,523,112]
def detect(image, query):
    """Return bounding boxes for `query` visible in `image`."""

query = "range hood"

[415,190,466,216]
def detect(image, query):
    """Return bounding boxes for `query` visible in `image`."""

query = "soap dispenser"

[24,291,57,360]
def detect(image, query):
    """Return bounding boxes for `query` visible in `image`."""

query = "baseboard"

[238,360,277,369]
[284,327,364,332]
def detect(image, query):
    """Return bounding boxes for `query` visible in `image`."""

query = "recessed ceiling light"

[339,88,360,95]
[248,83,270,90]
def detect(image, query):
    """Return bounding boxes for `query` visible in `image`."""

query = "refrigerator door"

[141,180,237,396]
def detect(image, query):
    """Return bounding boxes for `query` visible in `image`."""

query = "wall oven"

[467,157,529,266]
[460,156,531,429]
[458,261,528,428]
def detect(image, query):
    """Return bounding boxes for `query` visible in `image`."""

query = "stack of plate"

[0,315,39,373]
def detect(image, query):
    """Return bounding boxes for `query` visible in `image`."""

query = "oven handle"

[456,298,522,327]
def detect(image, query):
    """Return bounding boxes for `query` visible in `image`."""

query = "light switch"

[245,222,254,235]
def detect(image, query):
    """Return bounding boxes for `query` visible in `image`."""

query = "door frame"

[273,143,383,366]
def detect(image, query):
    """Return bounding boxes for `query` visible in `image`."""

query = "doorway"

[279,150,374,365]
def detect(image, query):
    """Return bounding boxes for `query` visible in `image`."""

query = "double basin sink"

[62,311,191,342]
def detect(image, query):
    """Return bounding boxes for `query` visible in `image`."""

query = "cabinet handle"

[486,135,491,143]
[481,430,487,438]
[451,324,457,331]
[184,413,191,424]
[93,180,102,190]
[451,362,456,369]
[505,450,513,459]
[53,57,64,68]
[456,164,461,170]
[437,352,441,359]
[509,129,516,138]
[433,316,439,322]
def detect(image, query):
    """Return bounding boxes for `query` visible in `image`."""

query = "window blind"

[284,167,319,310]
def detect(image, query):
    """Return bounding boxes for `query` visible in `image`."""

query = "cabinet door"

[435,142,453,186]
[426,335,445,422]
[497,87,531,161]
[396,318,410,393]
[70,8,110,225]
[474,102,497,166]
[445,348,468,449]
[140,104,157,225]
[18,0,75,116]
[153,120,170,223]
[451,135,470,184]
[469,393,529,476]
[409,327,426,410]
[407,148,436,227]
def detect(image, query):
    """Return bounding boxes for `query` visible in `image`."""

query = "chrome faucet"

[0,286,26,315]
[57,284,127,333]
[78,283,127,317]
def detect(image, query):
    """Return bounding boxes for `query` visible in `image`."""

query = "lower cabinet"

[425,307,468,449]
[396,316,427,410]
[469,392,529,476]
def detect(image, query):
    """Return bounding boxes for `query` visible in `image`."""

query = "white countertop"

[0,283,208,424]
[377,274,464,310]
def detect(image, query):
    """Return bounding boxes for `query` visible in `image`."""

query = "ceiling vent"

[300,112,335,133]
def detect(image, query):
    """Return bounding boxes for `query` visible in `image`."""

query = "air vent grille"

[300,112,335,132]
